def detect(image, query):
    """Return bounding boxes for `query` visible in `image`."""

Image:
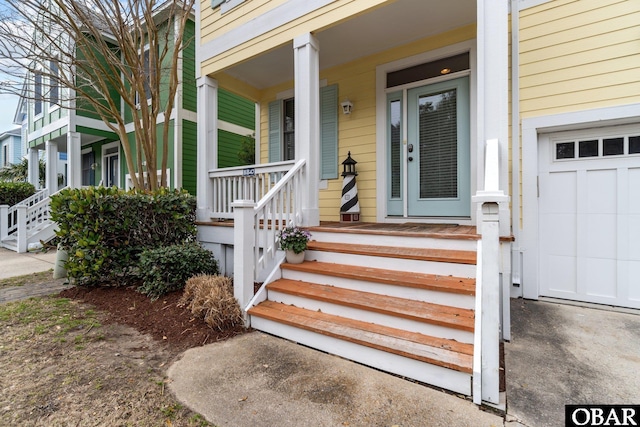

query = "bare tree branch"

[0,0,195,190]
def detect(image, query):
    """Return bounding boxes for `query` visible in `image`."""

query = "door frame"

[520,103,640,301]
[101,141,120,188]
[375,40,477,224]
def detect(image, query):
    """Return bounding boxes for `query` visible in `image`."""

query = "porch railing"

[472,139,508,405]
[2,188,50,239]
[232,159,305,317]
[208,160,296,219]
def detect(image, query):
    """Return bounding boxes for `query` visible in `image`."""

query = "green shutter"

[268,100,281,162]
[320,84,338,179]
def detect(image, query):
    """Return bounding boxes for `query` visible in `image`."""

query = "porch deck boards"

[308,222,480,240]
[267,278,475,332]
[281,260,476,295]
[307,241,477,265]
[248,300,473,374]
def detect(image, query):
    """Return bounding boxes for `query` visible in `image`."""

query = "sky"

[0,90,19,132]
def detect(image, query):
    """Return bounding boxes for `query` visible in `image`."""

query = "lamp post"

[340,151,360,222]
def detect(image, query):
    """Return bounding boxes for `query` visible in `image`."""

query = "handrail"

[209,161,296,219]
[253,159,305,273]
[232,159,306,313]
[5,188,50,237]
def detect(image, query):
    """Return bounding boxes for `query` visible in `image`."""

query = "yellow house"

[195,0,640,405]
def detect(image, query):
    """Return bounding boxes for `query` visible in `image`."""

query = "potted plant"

[278,226,311,264]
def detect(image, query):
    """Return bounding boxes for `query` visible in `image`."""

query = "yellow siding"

[519,0,640,118]
[257,25,475,221]
[201,0,390,76]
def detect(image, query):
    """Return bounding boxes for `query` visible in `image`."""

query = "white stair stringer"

[249,232,477,397]
[251,314,472,396]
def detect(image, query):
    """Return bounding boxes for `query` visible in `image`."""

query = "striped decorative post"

[340,151,360,222]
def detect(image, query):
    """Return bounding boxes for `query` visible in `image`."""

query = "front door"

[406,77,470,217]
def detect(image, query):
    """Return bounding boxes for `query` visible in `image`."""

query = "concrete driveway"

[505,298,640,427]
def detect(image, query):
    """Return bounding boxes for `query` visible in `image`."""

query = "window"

[268,85,338,179]
[554,134,640,160]
[135,46,154,106]
[81,151,95,186]
[102,143,119,187]
[34,72,42,116]
[283,98,295,160]
[2,144,8,166]
[50,59,59,106]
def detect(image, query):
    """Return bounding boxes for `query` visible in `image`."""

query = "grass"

[0,269,55,289]
[0,297,101,341]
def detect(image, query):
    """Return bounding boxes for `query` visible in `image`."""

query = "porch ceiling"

[223,0,476,90]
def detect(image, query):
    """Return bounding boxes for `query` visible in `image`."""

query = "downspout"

[510,0,522,294]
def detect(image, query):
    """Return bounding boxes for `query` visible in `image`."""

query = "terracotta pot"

[285,250,305,264]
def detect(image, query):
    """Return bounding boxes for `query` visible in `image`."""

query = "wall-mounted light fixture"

[90,162,98,170]
[340,99,353,115]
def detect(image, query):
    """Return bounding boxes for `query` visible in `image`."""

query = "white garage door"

[538,125,640,309]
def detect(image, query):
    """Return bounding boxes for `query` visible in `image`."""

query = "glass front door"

[406,77,470,217]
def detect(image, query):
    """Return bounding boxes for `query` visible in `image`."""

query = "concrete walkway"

[505,298,640,427]
[0,248,71,302]
[168,332,504,427]
[0,248,58,279]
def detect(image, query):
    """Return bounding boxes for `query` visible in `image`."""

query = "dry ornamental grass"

[179,275,243,331]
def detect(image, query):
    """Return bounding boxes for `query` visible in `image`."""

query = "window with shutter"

[267,85,339,179]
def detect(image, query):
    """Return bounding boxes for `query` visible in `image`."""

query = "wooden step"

[281,261,475,296]
[306,241,477,265]
[267,279,474,333]
[249,300,473,373]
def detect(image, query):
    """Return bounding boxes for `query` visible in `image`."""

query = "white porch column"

[45,140,58,192]
[293,33,320,227]
[477,0,510,236]
[67,132,82,189]
[196,76,218,221]
[27,148,40,189]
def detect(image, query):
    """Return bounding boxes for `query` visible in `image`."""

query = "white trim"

[27,117,70,143]
[510,0,522,293]
[218,120,253,137]
[520,103,640,300]
[174,17,183,190]
[101,140,120,188]
[74,116,116,133]
[81,147,92,155]
[200,0,333,64]
[182,110,197,122]
[375,40,477,224]
[194,0,201,79]
[254,102,261,164]
[276,88,295,100]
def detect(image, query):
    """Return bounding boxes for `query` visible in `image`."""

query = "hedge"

[50,186,197,286]
[0,182,36,206]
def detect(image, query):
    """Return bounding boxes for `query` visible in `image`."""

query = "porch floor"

[197,220,514,241]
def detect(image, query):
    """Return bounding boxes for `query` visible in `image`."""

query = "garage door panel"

[629,168,640,214]
[629,261,640,303]
[628,216,640,260]
[540,213,576,256]
[539,126,640,309]
[587,169,616,214]
[546,255,577,294]
[585,258,617,298]
[544,172,576,214]
[586,213,616,259]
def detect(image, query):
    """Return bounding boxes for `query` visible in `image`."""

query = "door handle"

[407,144,414,153]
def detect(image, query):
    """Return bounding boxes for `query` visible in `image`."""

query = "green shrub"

[137,244,219,299]
[0,182,36,206]
[50,187,197,286]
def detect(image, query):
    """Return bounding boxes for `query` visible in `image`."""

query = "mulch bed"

[59,286,247,354]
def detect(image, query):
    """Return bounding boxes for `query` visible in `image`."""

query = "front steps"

[248,228,478,396]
